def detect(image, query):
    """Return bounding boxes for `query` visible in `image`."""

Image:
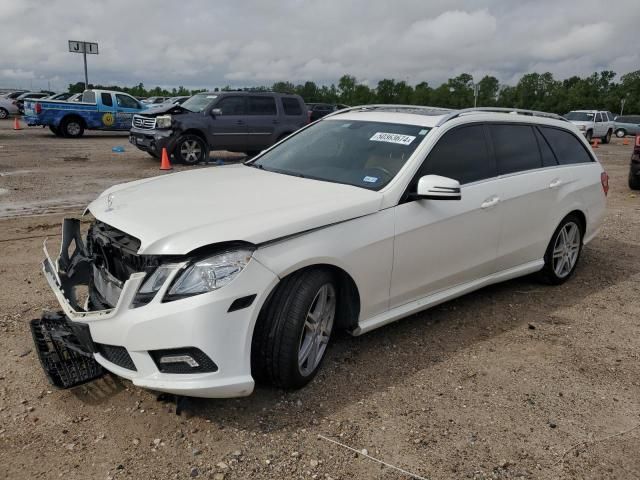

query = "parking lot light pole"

[68,40,99,90]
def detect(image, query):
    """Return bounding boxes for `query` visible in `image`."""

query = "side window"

[606,112,614,121]
[533,127,558,167]
[216,96,246,115]
[248,96,277,115]
[115,94,139,109]
[101,93,113,107]
[489,124,542,175]
[282,97,303,115]
[539,127,594,165]
[82,91,96,103]
[421,125,494,184]
[596,112,603,122]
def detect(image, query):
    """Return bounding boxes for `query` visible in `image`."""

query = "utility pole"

[473,83,479,108]
[620,97,626,116]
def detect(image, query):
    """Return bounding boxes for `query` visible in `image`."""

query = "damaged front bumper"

[34,218,277,398]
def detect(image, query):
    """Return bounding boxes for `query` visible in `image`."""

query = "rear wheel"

[629,171,640,190]
[0,108,8,120]
[175,134,208,164]
[615,128,627,138]
[49,125,63,136]
[539,214,583,285]
[60,117,85,138]
[601,129,612,144]
[251,269,337,389]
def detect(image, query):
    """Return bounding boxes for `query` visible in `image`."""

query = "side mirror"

[211,108,222,117]
[414,175,461,200]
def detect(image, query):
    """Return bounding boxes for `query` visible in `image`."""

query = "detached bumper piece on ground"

[30,311,105,388]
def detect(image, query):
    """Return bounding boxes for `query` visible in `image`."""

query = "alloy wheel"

[552,222,580,278]
[180,139,202,163]
[298,283,336,377]
[67,122,81,136]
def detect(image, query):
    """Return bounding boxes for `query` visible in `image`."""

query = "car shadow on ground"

[164,236,639,430]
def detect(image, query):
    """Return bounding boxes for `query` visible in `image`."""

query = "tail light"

[35,102,42,114]
[600,171,609,196]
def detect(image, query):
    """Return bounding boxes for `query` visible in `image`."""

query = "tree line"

[70,69,640,115]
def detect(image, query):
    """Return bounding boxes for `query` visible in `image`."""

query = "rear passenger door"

[245,96,278,149]
[390,124,502,307]
[489,123,562,271]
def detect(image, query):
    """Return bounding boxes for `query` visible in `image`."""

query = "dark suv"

[129,91,308,163]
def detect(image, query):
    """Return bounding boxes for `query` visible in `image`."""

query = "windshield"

[565,111,594,121]
[182,93,217,112]
[252,119,430,190]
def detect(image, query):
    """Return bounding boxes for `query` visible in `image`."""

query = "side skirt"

[352,260,544,336]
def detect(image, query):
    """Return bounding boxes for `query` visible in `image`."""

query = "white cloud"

[0,0,637,92]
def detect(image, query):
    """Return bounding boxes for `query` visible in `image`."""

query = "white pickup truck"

[565,110,615,144]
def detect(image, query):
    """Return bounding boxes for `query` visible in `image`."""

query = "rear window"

[248,96,277,115]
[539,127,593,165]
[489,124,541,175]
[101,93,113,107]
[282,97,303,115]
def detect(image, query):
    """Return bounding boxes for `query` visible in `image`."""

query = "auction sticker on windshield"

[370,132,416,145]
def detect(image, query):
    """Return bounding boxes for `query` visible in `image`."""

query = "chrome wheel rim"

[0,109,7,119]
[552,222,580,278]
[67,122,81,136]
[298,283,336,376]
[180,139,202,163]
[616,130,625,138]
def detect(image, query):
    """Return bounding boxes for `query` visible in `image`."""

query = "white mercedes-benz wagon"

[36,106,607,398]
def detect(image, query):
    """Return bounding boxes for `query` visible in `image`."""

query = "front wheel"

[175,135,208,164]
[601,129,612,144]
[585,130,593,143]
[615,128,626,138]
[251,269,337,389]
[0,108,8,120]
[539,215,583,285]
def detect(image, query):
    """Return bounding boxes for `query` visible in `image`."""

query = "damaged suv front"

[37,212,278,398]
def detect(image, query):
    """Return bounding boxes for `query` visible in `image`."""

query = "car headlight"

[578,125,586,131]
[167,249,253,299]
[155,115,172,129]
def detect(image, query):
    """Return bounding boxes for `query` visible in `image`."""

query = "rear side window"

[533,127,558,167]
[282,97,303,115]
[101,93,113,107]
[248,96,277,115]
[539,127,593,165]
[422,125,494,184]
[82,91,95,103]
[489,124,541,175]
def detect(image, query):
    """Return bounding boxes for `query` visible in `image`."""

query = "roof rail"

[435,107,567,127]
[324,104,453,119]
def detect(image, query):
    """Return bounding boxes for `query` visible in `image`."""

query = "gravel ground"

[0,121,639,480]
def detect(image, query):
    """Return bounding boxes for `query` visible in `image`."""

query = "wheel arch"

[179,128,207,142]
[560,209,587,239]
[60,113,86,128]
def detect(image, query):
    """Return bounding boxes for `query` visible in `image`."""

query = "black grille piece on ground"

[150,347,218,374]
[30,312,105,389]
[95,343,137,371]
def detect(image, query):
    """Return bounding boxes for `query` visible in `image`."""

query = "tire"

[175,134,208,164]
[601,129,612,144]
[60,117,85,138]
[585,130,593,143]
[539,214,584,285]
[147,151,159,159]
[629,171,640,190]
[615,128,627,138]
[0,108,8,120]
[251,268,337,389]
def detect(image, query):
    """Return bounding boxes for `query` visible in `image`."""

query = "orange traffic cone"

[591,138,599,149]
[160,147,173,170]
[623,137,629,146]
[13,117,21,130]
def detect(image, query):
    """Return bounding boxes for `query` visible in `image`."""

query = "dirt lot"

[0,120,639,480]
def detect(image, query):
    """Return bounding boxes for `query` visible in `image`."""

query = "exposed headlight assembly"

[578,125,586,131]
[155,115,172,129]
[167,249,253,299]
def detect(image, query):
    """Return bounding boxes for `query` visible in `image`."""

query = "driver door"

[390,124,503,308]
[209,96,249,150]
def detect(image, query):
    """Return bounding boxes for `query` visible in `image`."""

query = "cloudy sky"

[1,0,638,92]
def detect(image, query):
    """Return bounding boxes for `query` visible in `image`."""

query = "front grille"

[87,221,158,283]
[132,115,156,129]
[95,343,137,371]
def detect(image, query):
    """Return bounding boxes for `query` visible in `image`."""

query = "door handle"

[549,178,563,189]
[480,196,500,209]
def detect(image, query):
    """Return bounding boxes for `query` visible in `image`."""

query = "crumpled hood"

[139,103,188,116]
[88,165,383,255]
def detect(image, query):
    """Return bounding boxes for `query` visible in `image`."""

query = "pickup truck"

[565,110,615,144]
[23,89,147,137]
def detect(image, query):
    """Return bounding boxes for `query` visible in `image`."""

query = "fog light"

[159,355,199,368]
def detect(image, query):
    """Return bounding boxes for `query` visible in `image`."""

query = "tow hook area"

[30,311,104,389]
